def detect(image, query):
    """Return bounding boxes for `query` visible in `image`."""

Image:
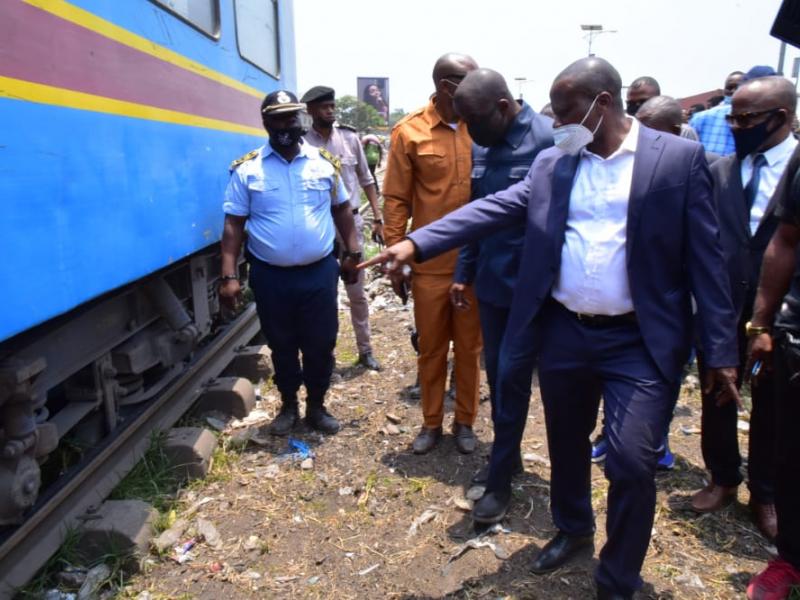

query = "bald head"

[432,53,478,84]
[734,75,797,113]
[454,69,514,112]
[453,69,521,147]
[731,76,796,156]
[636,96,683,136]
[553,57,623,108]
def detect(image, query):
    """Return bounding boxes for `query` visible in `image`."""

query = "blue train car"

[1,0,295,341]
[0,0,295,524]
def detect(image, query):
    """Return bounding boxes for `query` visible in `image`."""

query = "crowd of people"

[219,54,800,600]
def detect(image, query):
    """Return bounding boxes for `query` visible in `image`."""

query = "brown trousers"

[412,274,482,428]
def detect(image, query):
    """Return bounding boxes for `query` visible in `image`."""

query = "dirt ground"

[119,283,772,600]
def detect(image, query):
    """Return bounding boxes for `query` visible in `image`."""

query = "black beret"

[301,85,335,104]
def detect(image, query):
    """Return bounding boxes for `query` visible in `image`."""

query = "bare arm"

[751,223,800,328]
[220,214,247,306]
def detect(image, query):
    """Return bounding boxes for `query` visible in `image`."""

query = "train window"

[235,0,280,77]
[152,0,220,38]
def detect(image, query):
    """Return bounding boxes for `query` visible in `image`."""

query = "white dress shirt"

[552,118,639,316]
[741,132,797,235]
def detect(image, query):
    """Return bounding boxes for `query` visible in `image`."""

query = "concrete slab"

[194,377,255,419]
[222,345,272,382]
[76,500,157,569]
[163,427,217,483]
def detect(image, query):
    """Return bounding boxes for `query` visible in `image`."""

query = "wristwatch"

[220,274,239,282]
[745,321,770,337]
[342,251,362,262]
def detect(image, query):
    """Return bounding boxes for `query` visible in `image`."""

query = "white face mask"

[553,95,604,155]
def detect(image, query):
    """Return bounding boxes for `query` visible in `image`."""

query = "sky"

[293,0,800,115]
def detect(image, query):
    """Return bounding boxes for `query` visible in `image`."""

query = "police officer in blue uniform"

[220,90,359,435]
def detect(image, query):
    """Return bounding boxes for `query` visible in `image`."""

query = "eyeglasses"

[725,108,781,128]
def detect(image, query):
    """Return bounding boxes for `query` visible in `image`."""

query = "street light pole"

[580,24,617,56]
[514,77,527,100]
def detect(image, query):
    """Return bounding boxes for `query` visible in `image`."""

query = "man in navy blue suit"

[361,57,740,600]
[445,69,554,494]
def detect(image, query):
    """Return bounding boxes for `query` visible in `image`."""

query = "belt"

[555,301,637,328]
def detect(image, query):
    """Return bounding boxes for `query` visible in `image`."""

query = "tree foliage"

[334,96,385,131]
[389,108,408,127]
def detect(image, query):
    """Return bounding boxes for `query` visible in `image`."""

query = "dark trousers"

[485,311,539,493]
[698,321,775,502]
[478,301,511,421]
[774,328,800,569]
[537,302,675,596]
[248,254,339,401]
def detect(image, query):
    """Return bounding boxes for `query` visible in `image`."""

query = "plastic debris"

[276,438,314,462]
[171,538,197,564]
[447,538,510,565]
[737,420,750,432]
[407,506,442,537]
[676,570,706,589]
[244,534,262,552]
[339,486,354,496]
[77,563,111,600]
[523,452,550,467]
[153,518,189,553]
[680,424,701,435]
[300,458,314,470]
[307,575,321,585]
[358,563,380,576]
[44,591,76,600]
[256,464,280,479]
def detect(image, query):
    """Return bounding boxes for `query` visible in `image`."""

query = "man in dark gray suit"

[690,76,797,543]
[362,57,740,600]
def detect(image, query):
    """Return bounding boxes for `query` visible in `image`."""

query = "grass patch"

[109,432,179,516]
[404,476,433,498]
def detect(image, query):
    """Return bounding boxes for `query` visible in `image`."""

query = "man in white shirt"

[363,57,740,600]
[690,76,798,544]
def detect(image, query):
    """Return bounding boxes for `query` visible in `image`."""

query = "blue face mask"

[552,95,604,155]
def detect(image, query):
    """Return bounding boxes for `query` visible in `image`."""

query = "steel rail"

[0,305,260,597]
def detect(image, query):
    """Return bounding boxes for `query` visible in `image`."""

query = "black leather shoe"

[305,405,340,434]
[269,400,299,436]
[358,352,382,371]
[412,427,442,454]
[596,585,631,600]
[472,489,512,523]
[530,531,594,574]
[453,423,476,454]
[471,456,524,486]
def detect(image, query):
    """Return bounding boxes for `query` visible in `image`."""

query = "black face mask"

[626,100,644,116]
[733,114,781,160]
[269,126,305,148]
[468,120,503,147]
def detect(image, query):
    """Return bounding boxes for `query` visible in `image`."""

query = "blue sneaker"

[657,438,675,470]
[591,434,608,463]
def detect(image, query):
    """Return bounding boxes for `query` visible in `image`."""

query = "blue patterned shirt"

[223,142,348,266]
[689,98,734,156]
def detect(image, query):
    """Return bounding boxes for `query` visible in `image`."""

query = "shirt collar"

[504,102,534,150]
[756,132,798,167]
[582,117,639,160]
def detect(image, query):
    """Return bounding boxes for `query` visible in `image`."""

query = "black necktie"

[745,153,767,212]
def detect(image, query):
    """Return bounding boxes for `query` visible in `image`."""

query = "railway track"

[0,305,261,597]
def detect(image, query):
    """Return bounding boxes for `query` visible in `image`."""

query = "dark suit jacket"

[712,154,782,321]
[453,103,554,307]
[409,124,738,381]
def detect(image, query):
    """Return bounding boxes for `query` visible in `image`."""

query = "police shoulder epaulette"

[317,147,341,202]
[335,123,358,133]
[228,149,258,173]
[318,147,341,172]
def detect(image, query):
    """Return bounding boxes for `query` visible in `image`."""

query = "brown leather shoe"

[750,501,778,542]
[452,423,476,454]
[412,426,442,454]
[690,483,737,513]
